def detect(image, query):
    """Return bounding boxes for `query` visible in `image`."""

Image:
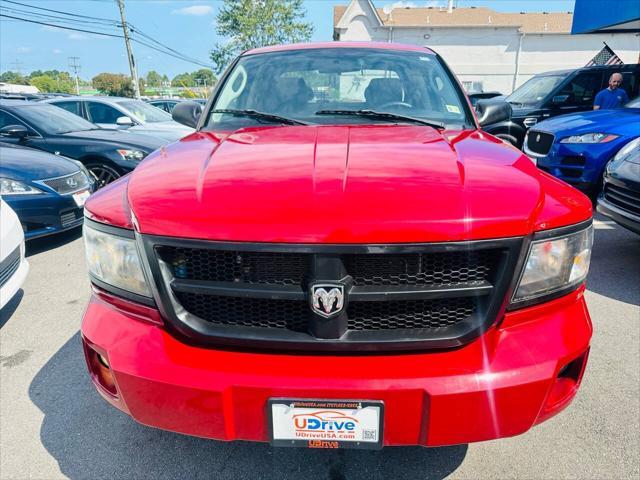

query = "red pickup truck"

[81,42,593,449]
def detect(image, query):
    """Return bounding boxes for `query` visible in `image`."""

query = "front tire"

[495,133,519,148]
[85,163,121,189]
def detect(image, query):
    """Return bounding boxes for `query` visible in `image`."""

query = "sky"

[0,0,576,80]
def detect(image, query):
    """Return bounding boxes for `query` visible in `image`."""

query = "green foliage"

[192,68,216,86]
[92,73,134,97]
[210,0,313,74]
[29,75,58,93]
[0,71,29,85]
[146,70,163,88]
[180,89,198,99]
[172,72,194,88]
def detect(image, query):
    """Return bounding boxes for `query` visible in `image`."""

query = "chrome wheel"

[86,164,121,189]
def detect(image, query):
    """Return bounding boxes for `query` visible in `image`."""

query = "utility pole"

[68,56,81,95]
[10,59,24,75]
[116,0,141,99]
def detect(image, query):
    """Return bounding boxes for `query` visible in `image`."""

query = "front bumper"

[81,287,592,447]
[535,143,618,195]
[4,193,85,240]
[0,245,28,310]
[597,197,640,235]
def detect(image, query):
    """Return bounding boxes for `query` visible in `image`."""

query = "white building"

[333,0,640,94]
[0,83,39,94]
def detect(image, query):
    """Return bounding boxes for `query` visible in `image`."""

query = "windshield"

[205,48,473,130]
[17,104,96,134]
[626,97,640,108]
[117,100,172,123]
[506,75,565,106]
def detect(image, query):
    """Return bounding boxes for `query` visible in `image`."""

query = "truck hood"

[126,125,589,243]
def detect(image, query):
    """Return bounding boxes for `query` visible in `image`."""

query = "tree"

[146,70,163,88]
[192,68,216,87]
[92,73,134,97]
[210,0,312,74]
[172,72,194,88]
[30,75,58,93]
[0,71,29,85]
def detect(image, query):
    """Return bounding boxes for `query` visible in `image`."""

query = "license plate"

[268,399,384,449]
[72,190,90,207]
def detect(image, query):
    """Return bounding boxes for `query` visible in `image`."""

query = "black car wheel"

[86,163,121,188]
[495,133,519,147]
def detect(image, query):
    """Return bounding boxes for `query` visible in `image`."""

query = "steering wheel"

[376,101,413,110]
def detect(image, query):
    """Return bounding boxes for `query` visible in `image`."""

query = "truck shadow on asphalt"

[0,289,23,329]
[25,226,82,258]
[587,221,640,306]
[29,332,467,480]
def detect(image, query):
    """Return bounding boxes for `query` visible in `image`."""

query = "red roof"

[244,41,436,56]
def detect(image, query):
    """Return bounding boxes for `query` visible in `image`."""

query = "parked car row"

[42,96,193,142]
[474,63,639,234]
[0,143,94,239]
[0,100,167,187]
[147,98,207,113]
[481,63,640,148]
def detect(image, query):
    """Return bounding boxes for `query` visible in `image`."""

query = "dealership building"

[333,0,640,94]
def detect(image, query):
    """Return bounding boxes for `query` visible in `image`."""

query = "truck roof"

[244,41,436,56]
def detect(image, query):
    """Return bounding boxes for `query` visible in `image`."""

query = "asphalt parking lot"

[0,216,638,480]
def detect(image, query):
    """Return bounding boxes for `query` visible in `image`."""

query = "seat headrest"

[364,78,404,106]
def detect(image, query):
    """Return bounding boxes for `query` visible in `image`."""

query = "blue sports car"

[523,97,640,198]
[0,143,95,239]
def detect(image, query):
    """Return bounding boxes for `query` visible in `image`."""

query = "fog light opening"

[536,349,589,425]
[97,353,110,369]
[83,340,118,397]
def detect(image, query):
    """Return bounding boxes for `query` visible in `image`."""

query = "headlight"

[511,225,593,305]
[0,178,44,195]
[560,133,619,144]
[609,137,640,169]
[70,160,95,184]
[116,149,145,162]
[83,223,151,297]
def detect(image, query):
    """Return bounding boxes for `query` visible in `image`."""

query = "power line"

[0,13,124,38]
[0,0,120,24]
[0,8,213,69]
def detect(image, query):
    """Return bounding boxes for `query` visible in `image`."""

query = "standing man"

[594,73,629,110]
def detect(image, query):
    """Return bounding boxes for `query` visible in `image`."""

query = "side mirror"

[0,124,31,139]
[476,99,512,128]
[552,95,570,105]
[116,116,134,126]
[172,101,202,129]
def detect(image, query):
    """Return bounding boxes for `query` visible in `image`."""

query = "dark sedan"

[0,143,95,239]
[0,100,165,187]
[597,137,640,235]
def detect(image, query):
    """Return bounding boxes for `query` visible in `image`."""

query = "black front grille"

[157,247,307,285]
[147,238,522,352]
[40,171,90,195]
[347,298,476,330]
[0,246,21,288]
[60,208,81,227]
[175,292,308,331]
[344,250,499,287]
[560,156,586,167]
[526,131,555,156]
[604,183,640,216]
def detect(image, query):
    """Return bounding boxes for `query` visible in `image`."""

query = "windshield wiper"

[210,109,309,126]
[315,109,445,129]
